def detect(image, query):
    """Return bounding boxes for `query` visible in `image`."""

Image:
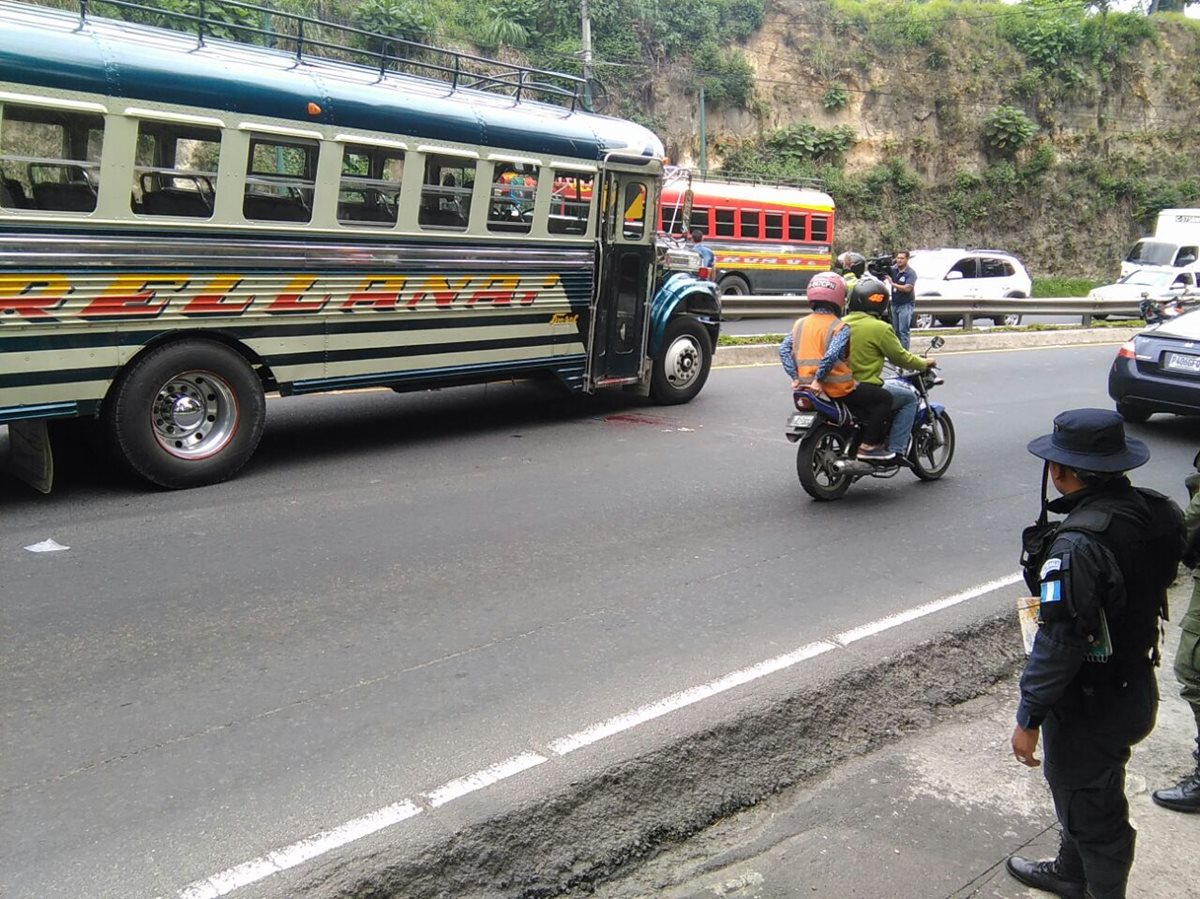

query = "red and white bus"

[659,172,835,297]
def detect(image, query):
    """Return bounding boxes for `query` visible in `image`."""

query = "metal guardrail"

[718,295,1144,327]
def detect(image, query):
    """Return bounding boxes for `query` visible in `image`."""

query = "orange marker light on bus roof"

[307,102,322,116]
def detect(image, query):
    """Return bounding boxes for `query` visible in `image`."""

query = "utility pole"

[698,84,707,178]
[580,0,594,107]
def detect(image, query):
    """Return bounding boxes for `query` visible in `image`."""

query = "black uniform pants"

[1043,665,1158,899]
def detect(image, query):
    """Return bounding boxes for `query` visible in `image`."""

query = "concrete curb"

[281,609,1024,898]
[714,326,1140,368]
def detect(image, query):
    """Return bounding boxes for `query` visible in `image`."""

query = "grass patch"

[1032,277,1102,297]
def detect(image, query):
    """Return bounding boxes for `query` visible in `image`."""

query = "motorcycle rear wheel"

[909,410,955,481]
[797,423,854,501]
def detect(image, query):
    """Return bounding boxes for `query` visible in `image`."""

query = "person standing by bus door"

[1152,449,1200,813]
[886,250,916,349]
[689,228,716,280]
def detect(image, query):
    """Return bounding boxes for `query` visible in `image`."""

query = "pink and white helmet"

[806,271,847,312]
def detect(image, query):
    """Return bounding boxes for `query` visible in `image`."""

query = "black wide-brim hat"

[1027,408,1150,472]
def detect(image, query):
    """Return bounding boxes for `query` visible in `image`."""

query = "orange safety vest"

[793,314,856,398]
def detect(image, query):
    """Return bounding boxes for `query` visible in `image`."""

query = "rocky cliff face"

[643,1,1200,277]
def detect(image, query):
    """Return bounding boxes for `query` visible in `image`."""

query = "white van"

[1121,208,1200,277]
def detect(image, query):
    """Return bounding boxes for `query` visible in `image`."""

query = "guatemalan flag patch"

[1040,556,1063,604]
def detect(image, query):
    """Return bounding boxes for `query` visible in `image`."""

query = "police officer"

[1152,449,1200,813]
[1008,409,1184,899]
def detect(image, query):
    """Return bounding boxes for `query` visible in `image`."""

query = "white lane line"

[422,752,548,808]
[174,573,1020,898]
[176,799,422,899]
[547,640,836,755]
[834,573,1024,645]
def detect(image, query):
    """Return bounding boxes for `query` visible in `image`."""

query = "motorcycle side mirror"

[930,336,945,350]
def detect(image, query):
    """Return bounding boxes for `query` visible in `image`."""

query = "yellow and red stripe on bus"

[0,271,569,324]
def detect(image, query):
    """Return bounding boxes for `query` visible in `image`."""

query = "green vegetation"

[1032,277,1102,298]
[983,106,1038,158]
[821,85,849,111]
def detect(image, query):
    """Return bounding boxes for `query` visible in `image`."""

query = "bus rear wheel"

[104,339,266,489]
[650,316,712,405]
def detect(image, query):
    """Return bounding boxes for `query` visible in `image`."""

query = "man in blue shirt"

[886,250,917,349]
[688,228,716,280]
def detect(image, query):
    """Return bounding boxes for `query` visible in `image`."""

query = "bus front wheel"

[650,316,712,405]
[104,339,266,489]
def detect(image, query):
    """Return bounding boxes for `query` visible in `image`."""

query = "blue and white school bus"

[0,0,719,490]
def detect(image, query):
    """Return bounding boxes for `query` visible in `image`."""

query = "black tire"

[650,316,713,405]
[717,275,749,322]
[997,293,1025,327]
[909,410,955,481]
[104,339,266,488]
[717,274,750,297]
[937,315,962,328]
[796,423,854,501]
[1116,401,1152,424]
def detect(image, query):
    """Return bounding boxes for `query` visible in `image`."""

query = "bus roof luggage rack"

[664,166,824,192]
[74,0,594,111]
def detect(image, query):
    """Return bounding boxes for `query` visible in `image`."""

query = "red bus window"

[765,211,783,240]
[788,213,807,241]
[715,207,735,237]
[739,209,760,239]
[811,215,829,242]
[690,205,710,233]
[662,202,686,235]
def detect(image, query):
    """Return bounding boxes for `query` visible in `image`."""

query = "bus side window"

[548,171,593,235]
[0,104,102,213]
[811,214,829,243]
[690,205,710,235]
[244,136,316,223]
[788,212,807,242]
[132,120,219,218]
[338,144,404,226]
[487,162,538,234]
[622,182,646,240]
[715,207,735,237]
[739,209,760,240]
[419,154,475,231]
[764,211,783,240]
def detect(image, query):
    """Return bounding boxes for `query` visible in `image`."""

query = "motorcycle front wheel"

[796,423,854,501]
[909,410,955,481]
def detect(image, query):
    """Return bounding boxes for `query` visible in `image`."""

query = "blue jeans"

[891,303,913,350]
[883,377,918,455]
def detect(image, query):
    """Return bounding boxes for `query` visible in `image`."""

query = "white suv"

[906,249,1033,327]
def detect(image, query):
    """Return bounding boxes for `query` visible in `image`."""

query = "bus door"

[589,154,661,388]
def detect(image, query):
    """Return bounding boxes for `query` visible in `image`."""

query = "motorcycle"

[785,336,955,501]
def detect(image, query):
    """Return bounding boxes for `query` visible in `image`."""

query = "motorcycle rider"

[779,271,894,461]
[834,251,867,294]
[842,277,936,459]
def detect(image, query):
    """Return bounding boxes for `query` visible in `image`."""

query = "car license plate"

[788,412,816,429]
[1164,352,1200,374]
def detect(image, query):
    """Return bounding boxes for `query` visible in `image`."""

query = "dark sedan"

[1109,308,1200,422]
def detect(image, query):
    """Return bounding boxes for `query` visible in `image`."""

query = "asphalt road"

[2,344,1197,899]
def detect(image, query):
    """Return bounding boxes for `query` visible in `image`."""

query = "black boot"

[1006,856,1087,898]
[1152,747,1200,813]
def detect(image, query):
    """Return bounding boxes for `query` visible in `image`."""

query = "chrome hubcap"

[151,371,238,460]
[664,335,700,388]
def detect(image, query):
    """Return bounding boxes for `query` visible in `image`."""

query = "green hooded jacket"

[842,310,930,384]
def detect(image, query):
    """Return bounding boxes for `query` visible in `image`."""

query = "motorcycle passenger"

[834,252,867,294]
[842,277,936,458]
[779,271,895,461]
